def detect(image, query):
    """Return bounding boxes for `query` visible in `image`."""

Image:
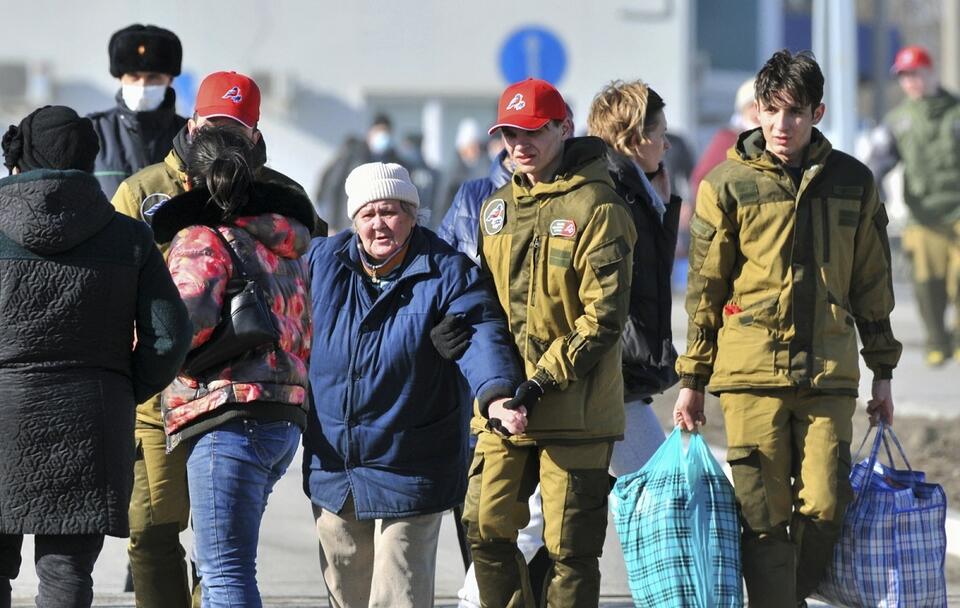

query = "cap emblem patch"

[222,86,243,104]
[506,93,526,112]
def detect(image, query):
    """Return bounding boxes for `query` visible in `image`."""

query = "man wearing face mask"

[315,113,404,231]
[88,24,186,200]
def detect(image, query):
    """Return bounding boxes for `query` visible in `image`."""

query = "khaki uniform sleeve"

[111,180,143,221]
[675,179,739,391]
[849,182,902,378]
[533,202,636,390]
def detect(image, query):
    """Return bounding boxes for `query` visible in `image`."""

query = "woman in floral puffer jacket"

[149,125,314,607]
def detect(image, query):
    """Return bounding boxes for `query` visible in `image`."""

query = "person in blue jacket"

[436,147,512,265]
[304,161,524,608]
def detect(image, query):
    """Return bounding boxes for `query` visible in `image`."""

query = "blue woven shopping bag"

[816,423,947,607]
[610,428,742,607]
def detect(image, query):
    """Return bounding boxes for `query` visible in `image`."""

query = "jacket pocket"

[819,298,859,384]
[714,314,776,380]
[587,236,630,297]
[688,214,716,273]
[544,235,576,299]
[822,197,861,294]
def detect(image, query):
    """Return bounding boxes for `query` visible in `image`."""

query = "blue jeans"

[186,419,300,608]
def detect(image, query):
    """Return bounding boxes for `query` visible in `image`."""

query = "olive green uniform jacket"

[112,146,318,427]
[475,137,636,444]
[884,88,960,226]
[677,128,902,394]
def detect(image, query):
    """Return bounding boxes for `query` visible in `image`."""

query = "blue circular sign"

[499,26,567,85]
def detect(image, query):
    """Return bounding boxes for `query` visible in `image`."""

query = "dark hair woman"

[149,124,314,607]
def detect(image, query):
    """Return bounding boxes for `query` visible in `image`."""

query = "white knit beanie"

[345,162,420,219]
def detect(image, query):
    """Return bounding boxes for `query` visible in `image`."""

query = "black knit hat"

[109,24,182,78]
[1,106,100,174]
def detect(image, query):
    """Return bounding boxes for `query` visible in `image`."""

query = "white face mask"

[368,130,393,156]
[121,84,168,112]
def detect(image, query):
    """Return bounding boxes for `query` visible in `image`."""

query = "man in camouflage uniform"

[674,50,901,608]
[462,78,635,608]
[869,44,960,366]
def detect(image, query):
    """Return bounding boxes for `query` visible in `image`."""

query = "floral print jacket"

[150,183,316,446]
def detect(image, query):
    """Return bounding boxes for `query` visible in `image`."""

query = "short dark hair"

[371,113,392,130]
[755,49,824,111]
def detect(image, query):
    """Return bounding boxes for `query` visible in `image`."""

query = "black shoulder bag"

[181,228,280,376]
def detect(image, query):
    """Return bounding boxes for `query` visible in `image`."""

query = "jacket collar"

[733,127,833,170]
[150,180,315,244]
[335,226,432,284]
[168,125,271,176]
[510,136,614,199]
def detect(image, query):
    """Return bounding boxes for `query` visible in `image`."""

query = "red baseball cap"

[194,71,261,129]
[488,78,566,135]
[892,45,933,74]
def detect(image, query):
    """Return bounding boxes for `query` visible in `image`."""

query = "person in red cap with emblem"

[110,71,324,608]
[460,78,636,607]
[867,45,960,367]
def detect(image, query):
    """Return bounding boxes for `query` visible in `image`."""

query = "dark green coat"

[885,89,960,225]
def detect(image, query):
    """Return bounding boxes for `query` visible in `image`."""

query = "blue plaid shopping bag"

[610,428,742,607]
[816,423,947,607]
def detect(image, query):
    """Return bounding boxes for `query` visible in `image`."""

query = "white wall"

[0,0,695,193]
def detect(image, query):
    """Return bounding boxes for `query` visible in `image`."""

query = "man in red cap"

[869,45,960,366]
[110,70,322,608]
[461,78,635,607]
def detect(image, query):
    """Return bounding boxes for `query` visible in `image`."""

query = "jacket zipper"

[529,233,541,309]
[821,197,830,263]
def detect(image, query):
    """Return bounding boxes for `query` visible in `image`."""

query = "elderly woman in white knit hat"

[302,162,524,607]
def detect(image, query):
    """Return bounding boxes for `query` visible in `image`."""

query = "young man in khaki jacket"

[674,50,901,607]
[462,78,635,608]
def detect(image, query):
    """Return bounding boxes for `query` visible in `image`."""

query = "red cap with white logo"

[488,78,566,135]
[194,71,261,129]
[891,45,933,74]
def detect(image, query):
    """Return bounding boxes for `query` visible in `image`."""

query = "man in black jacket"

[89,24,186,199]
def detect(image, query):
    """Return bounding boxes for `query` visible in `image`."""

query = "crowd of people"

[10,19,959,608]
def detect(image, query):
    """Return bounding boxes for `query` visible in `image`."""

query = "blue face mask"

[368,131,392,155]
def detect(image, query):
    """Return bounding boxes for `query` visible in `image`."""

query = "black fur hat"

[109,24,182,78]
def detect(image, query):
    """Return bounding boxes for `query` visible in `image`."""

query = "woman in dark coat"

[0,105,192,607]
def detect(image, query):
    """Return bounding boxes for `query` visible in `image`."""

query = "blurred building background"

[0,0,954,222]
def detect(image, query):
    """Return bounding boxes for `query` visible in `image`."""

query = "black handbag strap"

[208,226,254,290]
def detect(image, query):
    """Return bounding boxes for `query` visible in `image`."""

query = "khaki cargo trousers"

[462,431,613,608]
[902,222,960,354]
[720,389,855,608]
[128,416,200,608]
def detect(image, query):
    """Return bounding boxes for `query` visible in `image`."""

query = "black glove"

[502,379,544,416]
[430,314,471,361]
